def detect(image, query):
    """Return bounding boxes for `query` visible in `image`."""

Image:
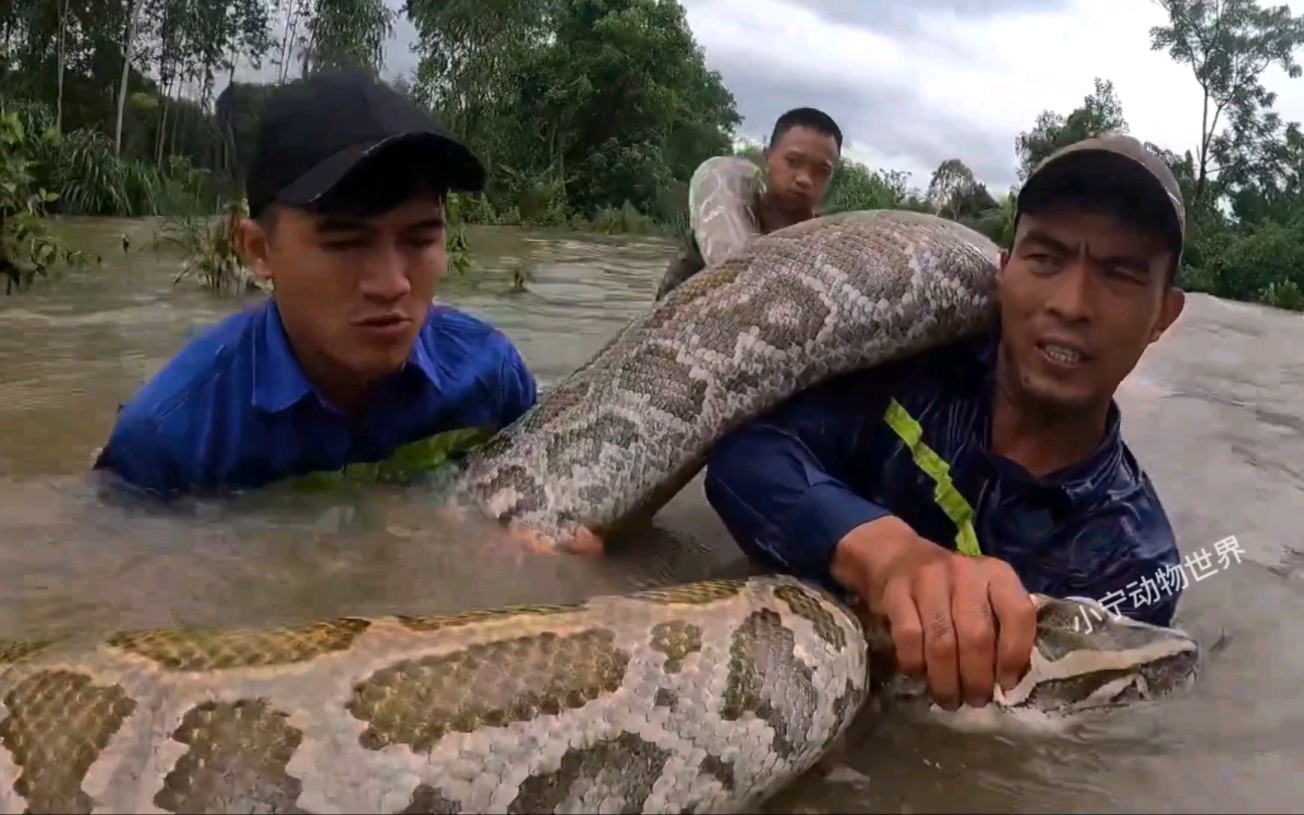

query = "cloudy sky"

[321,0,1304,193]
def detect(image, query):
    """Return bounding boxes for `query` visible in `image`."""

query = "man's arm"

[92,414,185,499]
[705,367,1041,710]
[496,341,539,427]
[655,239,707,301]
[703,375,893,591]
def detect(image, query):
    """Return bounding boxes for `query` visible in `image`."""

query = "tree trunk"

[113,0,146,156]
[169,80,183,157]
[55,0,69,133]
[155,93,169,167]
[224,47,239,176]
[155,74,174,167]
[278,0,303,83]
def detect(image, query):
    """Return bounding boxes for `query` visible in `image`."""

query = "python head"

[994,593,1200,714]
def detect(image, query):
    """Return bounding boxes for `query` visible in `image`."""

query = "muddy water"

[0,216,1300,812]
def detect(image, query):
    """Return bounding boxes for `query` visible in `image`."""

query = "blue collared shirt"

[703,332,1184,627]
[94,301,537,497]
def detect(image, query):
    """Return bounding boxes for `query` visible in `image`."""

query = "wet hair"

[1015,171,1183,287]
[769,107,843,152]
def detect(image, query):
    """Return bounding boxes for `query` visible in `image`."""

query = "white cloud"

[223,0,1304,197]
[684,0,1304,192]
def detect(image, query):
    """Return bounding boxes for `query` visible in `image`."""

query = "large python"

[453,207,1001,546]
[655,155,765,301]
[0,206,1202,814]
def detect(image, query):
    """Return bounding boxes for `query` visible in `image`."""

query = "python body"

[0,209,1200,814]
[452,208,1000,545]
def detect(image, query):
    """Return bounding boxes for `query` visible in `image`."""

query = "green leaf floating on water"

[274,426,498,494]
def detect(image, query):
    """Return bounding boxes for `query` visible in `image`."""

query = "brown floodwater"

[0,216,1300,812]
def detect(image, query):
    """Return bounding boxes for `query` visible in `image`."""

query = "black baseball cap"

[1016,133,1187,268]
[246,70,486,218]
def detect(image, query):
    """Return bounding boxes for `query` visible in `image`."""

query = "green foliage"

[272,426,497,494]
[444,192,473,276]
[1,94,215,220]
[0,107,87,292]
[1015,78,1127,181]
[303,0,396,75]
[587,201,669,236]
[0,0,1302,314]
[154,198,254,292]
[994,0,1304,313]
[1149,0,1304,212]
[1180,217,1304,305]
[407,0,740,231]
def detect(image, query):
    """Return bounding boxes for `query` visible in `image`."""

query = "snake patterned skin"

[0,578,1198,815]
[0,576,871,815]
[0,207,1202,813]
[654,155,763,301]
[687,156,766,271]
[452,208,1001,547]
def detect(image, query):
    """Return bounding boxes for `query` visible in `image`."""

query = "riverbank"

[17,203,1304,316]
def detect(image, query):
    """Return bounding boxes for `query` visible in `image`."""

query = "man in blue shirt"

[704,135,1189,712]
[94,70,537,497]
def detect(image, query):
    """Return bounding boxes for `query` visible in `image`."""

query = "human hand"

[505,522,605,556]
[832,516,1036,711]
[432,505,606,556]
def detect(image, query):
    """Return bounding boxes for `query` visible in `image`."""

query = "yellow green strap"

[882,398,982,557]
[275,426,497,493]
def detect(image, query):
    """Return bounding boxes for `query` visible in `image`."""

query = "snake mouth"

[1008,649,1199,714]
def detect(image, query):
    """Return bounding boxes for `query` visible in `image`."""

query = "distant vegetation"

[0,0,1301,309]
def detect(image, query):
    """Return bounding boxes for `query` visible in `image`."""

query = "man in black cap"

[692,135,1188,710]
[94,70,537,496]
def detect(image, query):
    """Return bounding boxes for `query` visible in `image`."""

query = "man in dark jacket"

[703,134,1189,713]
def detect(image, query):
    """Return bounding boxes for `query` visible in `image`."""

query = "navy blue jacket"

[94,300,536,497]
[704,333,1183,626]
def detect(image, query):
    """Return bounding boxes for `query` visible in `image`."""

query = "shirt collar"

[252,301,441,414]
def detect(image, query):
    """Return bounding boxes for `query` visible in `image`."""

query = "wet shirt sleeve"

[497,342,539,426]
[703,374,894,591]
[93,412,191,498]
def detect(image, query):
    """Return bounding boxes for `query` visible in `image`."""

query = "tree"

[113,0,149,155]
[302,0,395,76]
[1149,0,1304,213]
[1014,77,1127,180]
[54,0,70,132]
[404,0,555,164]
[926,158,996,220]
[408,0,740,223]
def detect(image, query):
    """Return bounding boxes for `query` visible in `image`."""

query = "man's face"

[238,195,448,398]
[764,125,839,215]
[997,201,1186,412]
